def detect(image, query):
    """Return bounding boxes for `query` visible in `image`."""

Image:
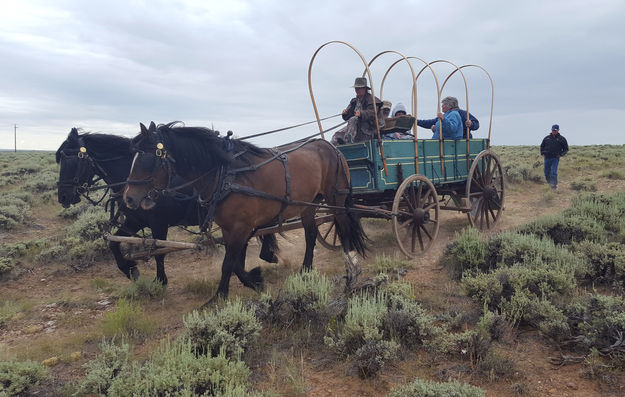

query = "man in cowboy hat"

[331,77,383,145]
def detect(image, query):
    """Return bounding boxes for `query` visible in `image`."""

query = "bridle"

[57,138,127,206]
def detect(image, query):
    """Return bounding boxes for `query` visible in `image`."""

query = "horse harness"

[131,134,350,239]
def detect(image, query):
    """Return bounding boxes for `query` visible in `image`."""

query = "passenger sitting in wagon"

[331,77,383,145]
[417,96,479,139]
[417,96,463,140]
[382,102,415,140]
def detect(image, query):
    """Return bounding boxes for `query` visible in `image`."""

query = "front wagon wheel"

[392,175,440,258]
[466,150,505,229]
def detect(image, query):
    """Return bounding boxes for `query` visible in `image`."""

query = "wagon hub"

[413,208,430,225]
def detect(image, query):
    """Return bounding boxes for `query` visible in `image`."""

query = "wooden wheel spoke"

[420,224,433,240]
[403,190,417,212]
[416,182,423,206]
[484,199,491,229]
[424,202,437,211]
[415,225,424,251]
[488,201,498,222]
[321,221,335,240]
[400,218,413,229]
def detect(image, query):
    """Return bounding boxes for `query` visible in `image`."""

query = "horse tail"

[337,190,367,257]
[331,147,367,257]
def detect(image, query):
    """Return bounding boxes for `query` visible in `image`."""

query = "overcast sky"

[2,0,624,150]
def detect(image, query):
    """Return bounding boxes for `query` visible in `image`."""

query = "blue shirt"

[430,110,463,139]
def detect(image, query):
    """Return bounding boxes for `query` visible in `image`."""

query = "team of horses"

[56,122,366,304]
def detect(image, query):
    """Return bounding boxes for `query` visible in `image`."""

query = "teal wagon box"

[337,139,489,192]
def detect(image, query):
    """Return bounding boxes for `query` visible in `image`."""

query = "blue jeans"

[544,156,560,188]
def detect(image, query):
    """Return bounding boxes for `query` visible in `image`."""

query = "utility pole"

[14,124,18,152]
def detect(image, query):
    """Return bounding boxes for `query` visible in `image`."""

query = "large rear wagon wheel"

[466,150,505,229]
[392,175,440,258]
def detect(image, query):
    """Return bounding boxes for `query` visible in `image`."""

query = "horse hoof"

[155,276,168,286]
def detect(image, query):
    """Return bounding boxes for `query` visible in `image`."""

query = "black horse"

[124,122,366,302]
[56,127,279,285]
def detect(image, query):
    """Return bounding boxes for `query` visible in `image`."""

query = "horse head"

[124,121,172,210]
[55,128,97,208]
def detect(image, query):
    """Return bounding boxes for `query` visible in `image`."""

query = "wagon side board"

[337,138,489,192]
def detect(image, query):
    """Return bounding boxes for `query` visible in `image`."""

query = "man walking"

[540,124,569,190]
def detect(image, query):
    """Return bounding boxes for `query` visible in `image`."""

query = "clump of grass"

[183,298,262,359]
[571,178,597,192]
[601,169,625,180]
[182,278,216,296]
[387,378,485,397]
[121,277,167,301]
[0,359,49,396]
[102,299,154,338]
[369,253,414,274]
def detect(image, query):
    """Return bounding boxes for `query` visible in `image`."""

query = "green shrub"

[572,241,625,288]
[516,214,606,245]
[0,257,15,275]
[66,207,111,241]
[462,261,576,336]
[387,378,485,397]
[353,339,399,379]
[76,339,258,397]
[75,339,130,395]
[484,232,584,278]
[382,293,441,347]
[325,293,388,354]
[103,299,154,337]
[564,294,625,362]
[282,269,332,318]
[183,298,261,359]
[121,277,167,301]
[23,170,58,193]
[445,228,489,278]
[58,203,91,219]
[105,339,253,397]
[0,360,48,396]
[0,192,31,231]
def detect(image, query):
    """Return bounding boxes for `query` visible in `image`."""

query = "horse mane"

[56,129,132,163]
[154,122,267,175]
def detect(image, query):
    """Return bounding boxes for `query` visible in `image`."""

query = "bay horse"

[56,128,280,285]
[123,121,366,302]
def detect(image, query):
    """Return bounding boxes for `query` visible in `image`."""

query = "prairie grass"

[102,299,154,338]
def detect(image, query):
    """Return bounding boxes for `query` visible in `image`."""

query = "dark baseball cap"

[551,124,559,130]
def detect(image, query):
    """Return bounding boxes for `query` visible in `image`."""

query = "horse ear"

[149,121,156,132]
[140,122,150,136]
[69,128,79,139]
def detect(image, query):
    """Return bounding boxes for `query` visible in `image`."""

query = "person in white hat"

[331,77,383,145]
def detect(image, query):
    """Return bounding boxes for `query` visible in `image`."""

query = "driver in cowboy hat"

[331,77,383,145]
